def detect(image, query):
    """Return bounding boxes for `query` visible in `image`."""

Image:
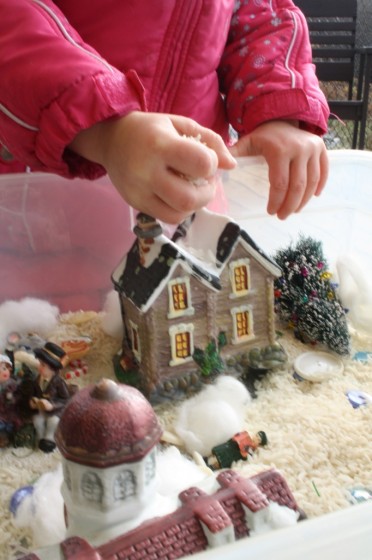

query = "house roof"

[112,208,281,313]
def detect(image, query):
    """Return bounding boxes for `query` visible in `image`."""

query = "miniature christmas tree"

[192,332,226,377]
[273,236,350,355]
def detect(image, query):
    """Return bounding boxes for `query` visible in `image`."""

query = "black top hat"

[34,342,67,371]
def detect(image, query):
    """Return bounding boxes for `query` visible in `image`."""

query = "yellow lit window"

[234,265,248,292]
[172,282,188,311]
[175,331,191,359]
[236,310,250,338]
[169,323,194,366]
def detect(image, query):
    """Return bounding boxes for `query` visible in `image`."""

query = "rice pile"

[0,312,371,560]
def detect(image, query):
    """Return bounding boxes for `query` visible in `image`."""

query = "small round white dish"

[293,351,344,382]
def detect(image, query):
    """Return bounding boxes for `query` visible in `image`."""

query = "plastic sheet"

[0,173,133,312]
[223,150,372,280]
[1,150,371,313]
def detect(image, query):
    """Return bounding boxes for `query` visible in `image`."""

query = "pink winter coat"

[0,0,329,177]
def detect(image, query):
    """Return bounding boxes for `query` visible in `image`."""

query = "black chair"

[296,0,372,149]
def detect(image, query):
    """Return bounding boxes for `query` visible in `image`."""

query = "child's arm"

[69,111,236,224]
[220,0,330,219]
[230,120,328,220]
[220,1,330,135]
[0,0,144,179]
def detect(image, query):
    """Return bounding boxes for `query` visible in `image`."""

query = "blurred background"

[308,0,372,149]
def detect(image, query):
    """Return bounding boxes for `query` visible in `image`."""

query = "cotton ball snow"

[100,290,124,339]
[247,502,299,537]
[174,376,251,456]
[0,298,59,349]
[12,465,66,548]
[156,445,211,497]
[336,255,372,333]
[211,374,252,409]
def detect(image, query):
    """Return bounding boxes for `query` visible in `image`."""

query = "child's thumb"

[229,135,258,158]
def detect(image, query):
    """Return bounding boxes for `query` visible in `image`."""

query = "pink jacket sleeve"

[219,0,329,136]
[0,0,146,178]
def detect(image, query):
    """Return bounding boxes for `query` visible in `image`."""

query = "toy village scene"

[0,206,371,560]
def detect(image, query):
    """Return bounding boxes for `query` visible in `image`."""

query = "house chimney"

[133,213,163,266]
[133,213,163,239]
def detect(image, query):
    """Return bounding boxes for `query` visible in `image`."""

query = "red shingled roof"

[19,469,300,560]
[55,379,162,468]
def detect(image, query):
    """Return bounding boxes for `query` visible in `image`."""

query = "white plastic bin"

[0,150,371,314]
[193,148,372,558]
[223,150,372,280]
[0,173,134,312]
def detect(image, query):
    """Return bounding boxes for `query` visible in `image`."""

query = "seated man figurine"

[29,342,71,453]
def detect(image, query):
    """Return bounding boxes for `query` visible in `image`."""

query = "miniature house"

[55,378,162,537]
[112,208,281,399]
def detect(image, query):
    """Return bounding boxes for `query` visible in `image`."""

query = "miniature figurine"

[27,342,71,453]
[0,353,19,446]
[0,349,39,448]
[204,430,268,471]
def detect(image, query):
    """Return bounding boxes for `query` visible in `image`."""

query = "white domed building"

[19,379,301,560]
[55,378,162,538]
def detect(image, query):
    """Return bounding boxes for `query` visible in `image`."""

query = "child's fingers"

[314,148,329,196]
[272,153,325,219]
[169,115,236,170]
[167,136,219,180]
[266,157,291,217]
[156,165,217,216]
[128,168,217,225]
[296,156,322,213]
[290,156,315,216]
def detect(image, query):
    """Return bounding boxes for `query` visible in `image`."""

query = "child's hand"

[70,112,236,224]
[230,120,329,220]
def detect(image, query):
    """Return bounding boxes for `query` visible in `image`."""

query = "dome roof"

[55,379,162,468]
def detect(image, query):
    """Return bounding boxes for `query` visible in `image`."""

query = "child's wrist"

[68,116,125,167]
[278,119,300,128]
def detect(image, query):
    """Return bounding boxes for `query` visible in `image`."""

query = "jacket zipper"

[150,0,203,113]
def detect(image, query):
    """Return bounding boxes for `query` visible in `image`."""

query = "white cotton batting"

[336,255,372,333]
[156,445,212,497]
[0,297,59,350]
[12,465,66,548]
[174,375,251,456]
[100,290,124,339]
[247,502,299,537]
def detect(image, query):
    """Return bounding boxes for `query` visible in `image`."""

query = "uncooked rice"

[0,311,371,559]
